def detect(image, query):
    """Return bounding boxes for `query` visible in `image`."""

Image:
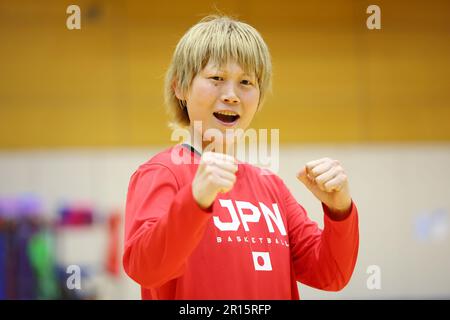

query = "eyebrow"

[205,68,255,78]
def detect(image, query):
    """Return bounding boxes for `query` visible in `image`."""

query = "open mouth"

[213,111,240,124]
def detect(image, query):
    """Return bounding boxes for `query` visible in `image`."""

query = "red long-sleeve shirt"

[123,144,359,299]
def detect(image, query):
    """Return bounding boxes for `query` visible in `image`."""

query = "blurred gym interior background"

[0,0,449,299]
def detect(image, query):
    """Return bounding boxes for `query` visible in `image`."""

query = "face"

[176,60,260,149]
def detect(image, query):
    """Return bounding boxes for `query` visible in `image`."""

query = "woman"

[123,15,359,300]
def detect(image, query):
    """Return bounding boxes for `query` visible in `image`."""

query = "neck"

[185,127,238,157]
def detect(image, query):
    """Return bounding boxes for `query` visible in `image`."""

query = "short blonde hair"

[164,15,272,129]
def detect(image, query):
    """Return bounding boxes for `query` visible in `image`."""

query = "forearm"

[123,183,212,288]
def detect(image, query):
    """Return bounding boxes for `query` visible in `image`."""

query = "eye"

[241,79,253,86]
[210,76,223,81]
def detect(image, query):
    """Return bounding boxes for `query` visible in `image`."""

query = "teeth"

[215,111,238,116]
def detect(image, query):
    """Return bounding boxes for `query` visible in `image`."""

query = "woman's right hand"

[192,151,238,209]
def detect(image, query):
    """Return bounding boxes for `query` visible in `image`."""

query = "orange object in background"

[105,211,121,277]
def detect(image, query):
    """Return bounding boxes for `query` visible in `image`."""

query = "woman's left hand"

[297,157,352,218]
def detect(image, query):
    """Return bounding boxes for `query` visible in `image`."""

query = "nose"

[221,82,240,105]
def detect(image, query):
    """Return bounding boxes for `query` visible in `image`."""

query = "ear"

[172,79,185,101]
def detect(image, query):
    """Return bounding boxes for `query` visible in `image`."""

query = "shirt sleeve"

[122,163,213,288]
[280,179,359,291]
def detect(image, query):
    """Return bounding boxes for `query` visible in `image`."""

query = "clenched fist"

[297,157,352,218]
[192,152,238,209]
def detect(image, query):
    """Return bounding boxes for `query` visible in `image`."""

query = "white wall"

[1,144,449,299]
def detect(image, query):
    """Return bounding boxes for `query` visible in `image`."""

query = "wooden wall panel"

[0,0,449,148]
